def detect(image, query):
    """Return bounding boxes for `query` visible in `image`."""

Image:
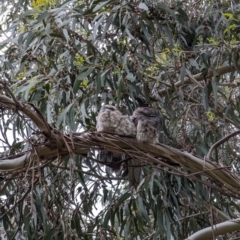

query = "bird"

[97,150,122,172]
[96,105,136,171]
[96,105,136,136]
[132,107,163,144]
[96,105,166,189]
[129,107,164,188]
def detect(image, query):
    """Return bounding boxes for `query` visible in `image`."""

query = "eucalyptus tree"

[0,0,240,239]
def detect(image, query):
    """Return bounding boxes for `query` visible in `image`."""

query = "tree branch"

[1,132,240,197]
[159,63,240,94]
[0,92,240,197]
[206,130,240,160]
[0,153,30,170]
[0,94,52,137]
[186,218,240,240]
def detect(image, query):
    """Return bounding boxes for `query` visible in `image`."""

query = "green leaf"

[202,86,209,110]
[179,64,185,83]
[124,219,131,238]
[63,28,69,42]
[56,102,74,127]
[117,192,131,204]
[176,7,189,22]
[76,68,94,80]
[93,0,111,12]
[103,209,111,227]
[135,196,150,222]
[117,80,124,105]
[139,3,149,11]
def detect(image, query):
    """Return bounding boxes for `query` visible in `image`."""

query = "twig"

[218,83,238,87]
[178,211,209,222]
[186,70,204,88]
[185,165,231,177]
[159,63,239,95]
[0,79,23,108]
[0,179,38,219]
[206,130,240,160]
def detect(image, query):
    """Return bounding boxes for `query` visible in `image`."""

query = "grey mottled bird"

[132,107,163,143]
[129,107,164,188]
[96,105,136,136]
[96,105,166,189]
[96,105,136,171]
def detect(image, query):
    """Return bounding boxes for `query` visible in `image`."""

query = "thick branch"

[1,132,240,197]
[0,153,30,170]
[0,94,52,136]
[186,218,240,240]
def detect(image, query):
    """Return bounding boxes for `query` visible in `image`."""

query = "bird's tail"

[128,159,141,188]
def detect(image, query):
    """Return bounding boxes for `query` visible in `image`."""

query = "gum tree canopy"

[1,0,240,239]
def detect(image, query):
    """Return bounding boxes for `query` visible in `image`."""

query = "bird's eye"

[132,118,138,125]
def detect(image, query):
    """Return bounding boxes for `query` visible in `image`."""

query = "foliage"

[1,0,240,239]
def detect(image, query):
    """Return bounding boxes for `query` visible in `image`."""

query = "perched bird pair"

[96,105,164,188]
